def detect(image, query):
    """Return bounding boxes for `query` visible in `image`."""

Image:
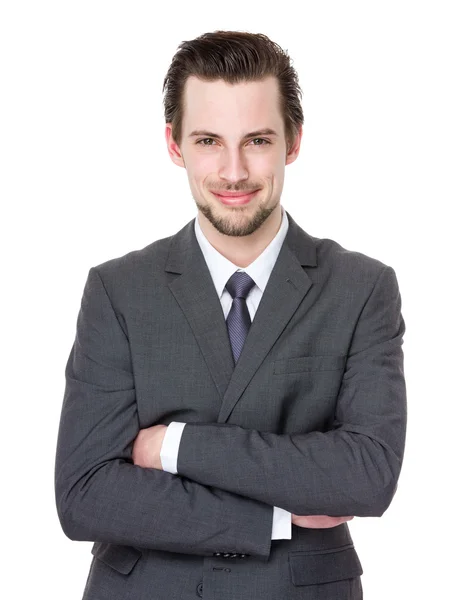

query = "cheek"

[191,155,219,181]
[253,152,282,173]
[254,158,283,188]
[271,159,285,181]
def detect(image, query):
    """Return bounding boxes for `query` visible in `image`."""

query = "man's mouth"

[211,190,259,205]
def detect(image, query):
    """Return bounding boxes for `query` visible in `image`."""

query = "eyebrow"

[188,128,279,139]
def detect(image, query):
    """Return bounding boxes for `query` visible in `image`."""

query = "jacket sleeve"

[161,421,292,539]
[54,266,273,559]
[176,265,407,517]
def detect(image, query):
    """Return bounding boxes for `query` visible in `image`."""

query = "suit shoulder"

[89,233,174,283]
[313,234,394,283]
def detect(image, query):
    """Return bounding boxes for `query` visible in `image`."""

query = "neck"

[197,205,283,268]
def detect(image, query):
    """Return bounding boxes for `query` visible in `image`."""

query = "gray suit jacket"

[54,210,407,600]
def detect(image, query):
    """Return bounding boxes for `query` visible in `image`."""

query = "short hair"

[162,30,304,150]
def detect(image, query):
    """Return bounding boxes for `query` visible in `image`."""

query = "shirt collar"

[194,205,289,297]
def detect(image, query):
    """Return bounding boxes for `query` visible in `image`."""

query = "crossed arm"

[132,423,354,530]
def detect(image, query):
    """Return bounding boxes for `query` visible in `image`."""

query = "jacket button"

[196,582,203,597]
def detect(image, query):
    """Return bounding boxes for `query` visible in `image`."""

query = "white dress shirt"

[160,205,292,540]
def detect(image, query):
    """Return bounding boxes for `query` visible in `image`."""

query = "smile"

[212,190,259,205]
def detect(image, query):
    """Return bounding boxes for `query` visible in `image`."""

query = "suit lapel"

[166,210,318,422]
[166,220,235,402]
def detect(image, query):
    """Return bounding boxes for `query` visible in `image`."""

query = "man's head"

[163,31,304,237]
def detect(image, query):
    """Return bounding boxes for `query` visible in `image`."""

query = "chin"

[201,198,277,237]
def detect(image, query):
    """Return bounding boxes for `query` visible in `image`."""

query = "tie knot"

[225,271,255,299]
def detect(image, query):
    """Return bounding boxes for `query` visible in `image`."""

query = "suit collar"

[165,209,317,275]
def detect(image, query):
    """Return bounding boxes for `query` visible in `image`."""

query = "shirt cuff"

[271,506,292,539]
[159,422,187,474]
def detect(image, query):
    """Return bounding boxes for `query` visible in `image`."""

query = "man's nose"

[218,148,249,183]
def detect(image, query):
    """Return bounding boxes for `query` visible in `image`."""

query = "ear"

[285,125,303,166]
[165,124,185,168]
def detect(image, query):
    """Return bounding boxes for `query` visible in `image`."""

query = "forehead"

[182,75,283,134]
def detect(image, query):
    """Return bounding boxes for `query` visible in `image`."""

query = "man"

[55,30,407,600]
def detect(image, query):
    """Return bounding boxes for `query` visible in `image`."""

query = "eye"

[196,138,216,146]
[250,138,270,146]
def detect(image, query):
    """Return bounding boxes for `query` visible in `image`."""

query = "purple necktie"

[225,271,256,364]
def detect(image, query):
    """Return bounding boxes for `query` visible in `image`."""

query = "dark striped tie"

[225,271,256,364]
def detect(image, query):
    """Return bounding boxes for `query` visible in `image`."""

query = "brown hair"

[162,30,304,151]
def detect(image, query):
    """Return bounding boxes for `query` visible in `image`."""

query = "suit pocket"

[91,542,142,575]
[288,543,363,586]
[273,354,346,375]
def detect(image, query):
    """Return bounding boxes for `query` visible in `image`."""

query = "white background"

[1,1,463,598]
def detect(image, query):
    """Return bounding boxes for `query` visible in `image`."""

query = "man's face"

[166,75,301,237]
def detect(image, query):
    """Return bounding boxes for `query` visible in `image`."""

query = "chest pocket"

[273,354,346,375]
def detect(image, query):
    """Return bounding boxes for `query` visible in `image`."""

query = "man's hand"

[132,424,168,470]
[291,514,354,529]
